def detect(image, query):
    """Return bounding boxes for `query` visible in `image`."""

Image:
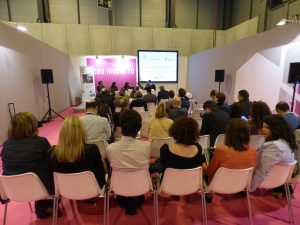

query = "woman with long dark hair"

[250,114,296,192]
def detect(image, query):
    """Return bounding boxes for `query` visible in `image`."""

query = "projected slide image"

[138,50,178,83]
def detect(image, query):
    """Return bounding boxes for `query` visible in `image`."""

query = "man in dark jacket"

[230,89,252,119]
[200,100,230,147]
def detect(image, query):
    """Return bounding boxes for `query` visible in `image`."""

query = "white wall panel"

[42,23,67,53]
[66,24,90,55]
[132,27,153,55]
[172,29,192,56]
[89,25,112,55]
[111,26,132,55]
[175,0,197,29]
[10,0,38,22]
[112,0,139,27]
[153,28,173,50]
[141,0,165,28]
[49,0,78,24]
[79,0,109,25]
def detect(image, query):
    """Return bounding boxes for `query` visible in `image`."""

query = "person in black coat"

[216,92,229,114]
[130,91,147,111]
[230,89,252,119]
[1,112,53,218]
[200,100,230,147]
[157,85,169,102]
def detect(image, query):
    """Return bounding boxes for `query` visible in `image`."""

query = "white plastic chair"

[107,169,155,225]
[258,161,297,224]
[0,173,53,225]
[88,139,107,159]
[214,134,225,148]
[139,121,149,138]
[133,107,145,113]
[199,135,210,163]
[205,167,254,225]
[140,111,150,122]
[53,171,106,225]
[249,135,265,150]
[150,137,175,158]
[147,103,156,117]
[199,135,210,150]
[156,167,206,225]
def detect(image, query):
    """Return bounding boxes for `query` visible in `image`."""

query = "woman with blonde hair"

[49,116,105,187]
[147,103,173,141]
[2,112,53,218]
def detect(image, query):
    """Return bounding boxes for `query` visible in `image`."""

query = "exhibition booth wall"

[188,23,300,110]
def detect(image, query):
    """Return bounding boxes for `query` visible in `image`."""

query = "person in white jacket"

[250,114,296,193]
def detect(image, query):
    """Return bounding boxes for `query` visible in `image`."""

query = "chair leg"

[246,190,253,225]
[103,194,107,225]
[3,201,8,225]
[153,191,157,225]
[284,184,295,224]
[52,197,58,225]
[28,202,33,212]
[201,192,207,225]
[106,191,110,225]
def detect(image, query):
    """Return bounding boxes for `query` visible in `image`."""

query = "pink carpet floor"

[1,107,300,225]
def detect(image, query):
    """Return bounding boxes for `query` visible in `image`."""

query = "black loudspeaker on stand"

[215,69,225,92]
[40,69,64,122]
[288,62,300,112]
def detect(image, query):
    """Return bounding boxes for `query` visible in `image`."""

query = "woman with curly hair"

[249,101,271,134]
[250,114,296,192]
[150,117,206,174]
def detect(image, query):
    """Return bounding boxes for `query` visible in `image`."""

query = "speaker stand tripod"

[41,83,64,122]
[291,82,297,112]
[218,81,221,92]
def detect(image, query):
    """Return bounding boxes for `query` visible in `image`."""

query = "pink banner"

[86,57,136,91]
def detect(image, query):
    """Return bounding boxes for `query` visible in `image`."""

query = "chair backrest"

[140,111,150,122]
[147,103,156,116]
[249,135,265,150]
[110,169,153,197]
[88,139,107,159]
[259,161,297,189]
[198,135,210,150]
[0,173,50,202]
[207,167,254,194]
[150,137,175,158]
[160,99,168,103]
[54,171,102,200]
[214,134,225,148]
[139,121,149,138]
[133,107,145,113]
[159,167,203,195]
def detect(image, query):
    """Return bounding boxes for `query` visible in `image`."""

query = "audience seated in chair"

[165,90,175,112]
[157,85,169,103]
[147,103,173,141]
[107,109,151,215]
[150,117,206,176]
[200,100,230,147]
[143,86,158,104]
[203,118,257,182]
[80,100,111,144]
[248,101,271,135]
[1,112,54,219]
[168,96,187,120]
[275,101,300,131]
[230,89,252,119]
[215,92,229,114]
[130,91,147,111]
[48,116,106,189]
[178,88,190,110]
[250,115,296,195]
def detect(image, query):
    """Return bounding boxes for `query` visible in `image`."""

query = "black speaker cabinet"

[288,63,300,84]
[215,70,225,82]
[41,69,54,84]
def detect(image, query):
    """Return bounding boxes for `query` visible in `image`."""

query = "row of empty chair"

[0,161,297,225]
